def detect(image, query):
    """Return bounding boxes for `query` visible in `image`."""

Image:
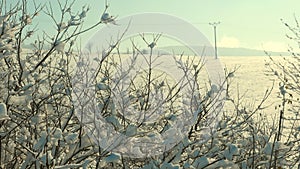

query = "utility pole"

[209,22,220,59]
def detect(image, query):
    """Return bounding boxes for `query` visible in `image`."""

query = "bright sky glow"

[17,0,300,52]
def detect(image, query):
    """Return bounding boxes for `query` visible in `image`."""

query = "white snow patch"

[0,103,9,121]
[54,42,65,54]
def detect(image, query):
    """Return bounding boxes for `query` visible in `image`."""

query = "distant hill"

[218,47,288,56]
[158,46,289,56]
[21,43,289,57]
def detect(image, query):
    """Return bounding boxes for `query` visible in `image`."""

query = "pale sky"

[21,0,300,52]
[75,0,300,52]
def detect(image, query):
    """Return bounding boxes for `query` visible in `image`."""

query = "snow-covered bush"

[0,0,113,168]
[263,16,300,168]
[0,0,299,168]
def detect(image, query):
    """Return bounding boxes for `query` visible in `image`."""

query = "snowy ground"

[220,56,282,113]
